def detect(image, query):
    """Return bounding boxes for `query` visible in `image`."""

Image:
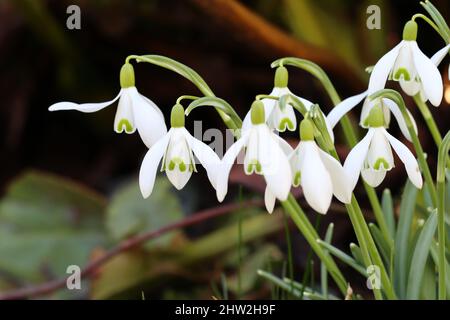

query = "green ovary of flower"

[117,119,134,133]
[293,171,301,187]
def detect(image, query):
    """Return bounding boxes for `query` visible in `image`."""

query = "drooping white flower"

[217,100,292,210]
[368,21,447,106]
[326,90,418,141]
[241,67,334,140]
[266,119,352,214]
[343,105,423,190]
[49,63,167,148]
[139,104,220,198]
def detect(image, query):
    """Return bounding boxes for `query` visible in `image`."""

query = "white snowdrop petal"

[318,149,352,203]
[264,187,276,214]
[361,168,387,187]
[383,129,423,189]
[327,91,368,129]
[368,41,404,94]
[184,128,221,189]
[411,42,444,107]
[131,89,168,148]
[300,142,333,214]
[49,90,122,113]
[343,129,376,192]
[216,131,250,202]
[382,98,417,142]
[139,132,171,198]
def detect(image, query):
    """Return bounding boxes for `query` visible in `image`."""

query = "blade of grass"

[321,223,334,299]
[381,189,396,239]
[318,240,366,276]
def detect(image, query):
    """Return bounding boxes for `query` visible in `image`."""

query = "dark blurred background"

[0,0,449,299]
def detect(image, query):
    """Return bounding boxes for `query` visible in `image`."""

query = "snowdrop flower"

[327,90,417,141]
[344,105,423,190]
[242,67,334,139]
[217,100,292,211]
[139,104,220,198]
[368,21,446,106]
[49,63,167,148]
[266,119,351,214]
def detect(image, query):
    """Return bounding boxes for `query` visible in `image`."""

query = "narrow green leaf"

[321,223,334,298]
[406,211,437,299]
[381,189,396,239]
[369,223,391,265]
[317,240,366,276]
[394,181,418,298]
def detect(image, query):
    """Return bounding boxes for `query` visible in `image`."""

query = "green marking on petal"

[278,118,294,132]
[179,162,187,172]
[245,160,262,175]
[393,67,411,81]
[117,119,134,133]
[168,160,176,171]
[168,157,188,172]
[373,158,390,170]
[293,171,301,187]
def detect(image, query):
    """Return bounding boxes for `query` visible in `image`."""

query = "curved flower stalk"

[344,105,423,190]
[139,104,220,198]
[217,100,293,211]
[242,66,332,137]
[327,90,418,142]
[368,21,447,106]
[49,63,167,148]
[266,119,352,214]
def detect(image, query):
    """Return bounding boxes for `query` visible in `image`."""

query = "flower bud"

[403,20,418,41]
[120,63,135,88]
[274,66,289,88]
[250,100,265,125]
[299,119,315,141]
[171,103,185,128]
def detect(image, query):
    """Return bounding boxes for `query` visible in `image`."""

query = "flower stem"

[413,94,442,146]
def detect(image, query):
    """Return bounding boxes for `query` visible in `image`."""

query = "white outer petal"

[411,41,444,106]
[343,129,376,192]
[216,131,250,202]
[300,142,333,214]
[130,89,168,148]
[368,41,404,94]
[431,44,450,66]
[258,126,292,201]
[383,129,423,189]
[327,91,368,129]
[361,169,387,187]
[184,128,221,189]
[49,90,122,112]
[264,187,276,214]
[318,149,352,203]
[382,98,417,142]
[138,131,171,198]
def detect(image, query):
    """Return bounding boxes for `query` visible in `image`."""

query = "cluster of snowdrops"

[49,18,449,216]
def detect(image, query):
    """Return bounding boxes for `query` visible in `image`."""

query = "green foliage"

[0,171,107,283]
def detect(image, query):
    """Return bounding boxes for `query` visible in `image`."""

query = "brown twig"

[190,0,365,88]
[0,200,262,300]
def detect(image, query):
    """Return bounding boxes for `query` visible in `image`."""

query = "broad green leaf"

[394,181,418,298]
[106,178,183,248]
[0,170,107,283]
[406,212,437,299]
